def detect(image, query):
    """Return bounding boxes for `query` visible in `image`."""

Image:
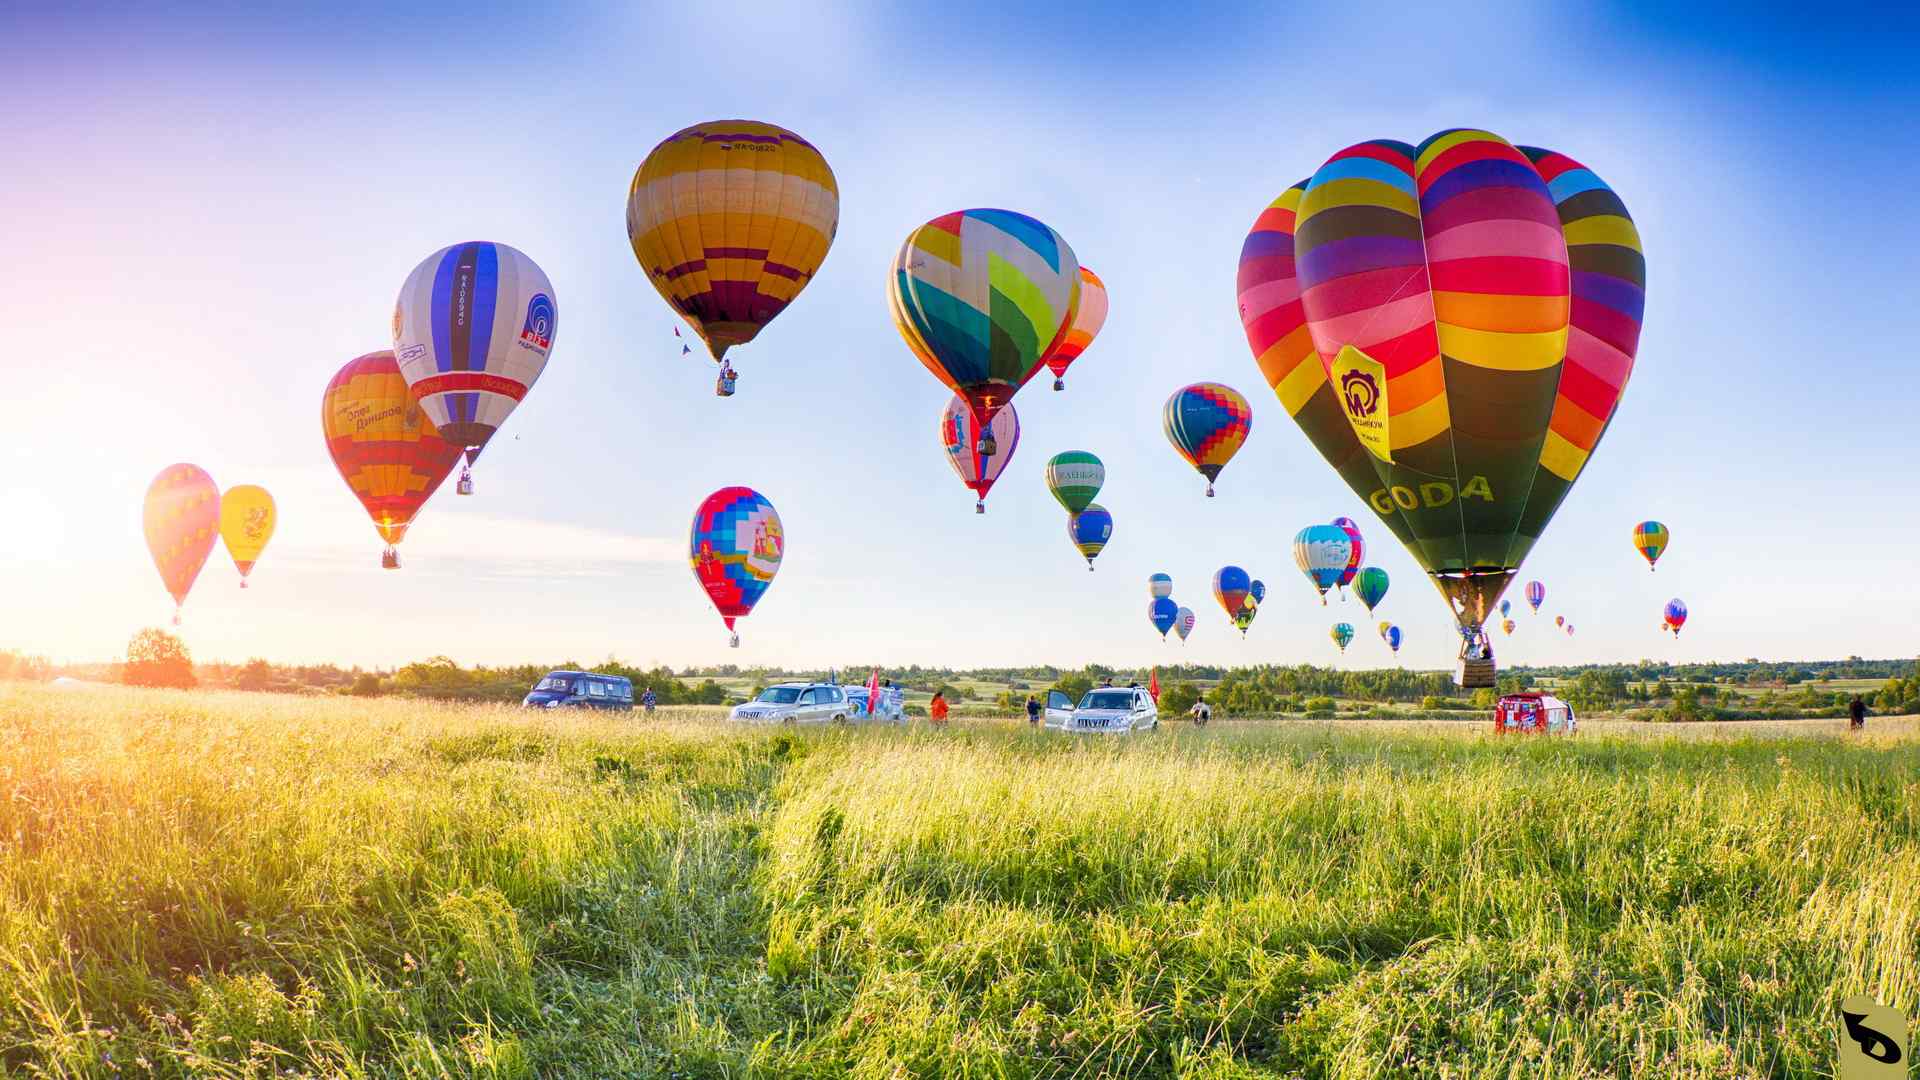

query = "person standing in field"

[1025,694,1041,725]
[929,691,950,726]
[1849,694,1867,730]
[641,687,657,713]
[1189,698,1211,726]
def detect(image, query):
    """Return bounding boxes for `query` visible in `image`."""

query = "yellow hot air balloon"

[219,484,277,587]
[627,120,838,393]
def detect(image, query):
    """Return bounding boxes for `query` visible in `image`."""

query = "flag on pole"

[1149,668,1160,703]
[866,668,881,716]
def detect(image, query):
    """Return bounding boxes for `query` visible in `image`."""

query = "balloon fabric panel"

[627,121,839,360]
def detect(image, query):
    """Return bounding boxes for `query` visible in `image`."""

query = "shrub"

[123,628,195,689]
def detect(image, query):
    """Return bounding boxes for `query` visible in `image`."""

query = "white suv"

[727,683,852,725]
[1064,687,1158,735]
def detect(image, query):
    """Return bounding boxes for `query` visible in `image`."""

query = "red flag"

[866,668,881,716]
[1149,668,1160,703]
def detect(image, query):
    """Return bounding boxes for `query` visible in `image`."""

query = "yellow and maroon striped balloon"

[142,463,219,622]
[626,120,838,366]
[1236,128,1645,640]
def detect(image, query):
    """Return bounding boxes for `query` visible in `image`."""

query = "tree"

[124,629,195,689]
[1158,680,1201,717]
[235,658,274,692]
[1052,672,1093,705]
[347,673,385,697]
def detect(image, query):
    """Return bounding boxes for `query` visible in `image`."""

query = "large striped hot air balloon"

[1238,129,1645,687]
[143,464,219,624]
[940,394,1018,513]
[1163,382,1252,497]
[392,241,556,493]
[322,352,466,568]
[691,487,784,647]
[1045,266,1107,391]
[889,209,1080,438]
[626,120,838,389]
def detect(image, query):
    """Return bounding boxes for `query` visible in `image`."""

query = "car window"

[758,687,802,704]
[1079,690,1133,710]
[537,676,572,692]
[826,687,844,703]
[797,688,818,705]
[1048,690,1073,710]
[587,682,606,697]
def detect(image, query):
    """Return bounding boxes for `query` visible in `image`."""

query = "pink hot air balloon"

[143,464,220,624]
[940,394,1019,513]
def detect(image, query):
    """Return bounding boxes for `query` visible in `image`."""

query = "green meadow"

[2,683,1916,1077]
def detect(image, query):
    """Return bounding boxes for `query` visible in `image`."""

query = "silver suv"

[1064,687,1159,735]
[728,682,853,725]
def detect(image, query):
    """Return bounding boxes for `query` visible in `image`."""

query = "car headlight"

[545,700,560,709]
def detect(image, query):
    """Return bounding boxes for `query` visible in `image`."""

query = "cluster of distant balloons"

[142,122,1678,671]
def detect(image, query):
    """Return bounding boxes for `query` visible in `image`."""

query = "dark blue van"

[522,670,634,712]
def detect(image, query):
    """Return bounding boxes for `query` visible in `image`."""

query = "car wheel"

[832,714,847,724]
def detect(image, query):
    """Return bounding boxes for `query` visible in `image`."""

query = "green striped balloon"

[1044,451,1104,514]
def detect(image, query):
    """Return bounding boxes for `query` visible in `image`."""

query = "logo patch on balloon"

[520,293,555,352]
[1332,346,1391,462]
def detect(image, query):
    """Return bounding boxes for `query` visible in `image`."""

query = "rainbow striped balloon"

[1162,382,1252,496]
[1633,520,1669,570]
[1044,266,1108,390]
[889,209,1080,428]
[627,120,839,366]
[1237,128,1644,643]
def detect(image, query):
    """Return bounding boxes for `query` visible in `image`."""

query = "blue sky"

[4,2,1917,671]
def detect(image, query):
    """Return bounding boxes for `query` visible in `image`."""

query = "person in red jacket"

[929,691,950,726]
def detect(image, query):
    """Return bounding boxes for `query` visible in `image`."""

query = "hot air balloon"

[1067,504,1112,569]
[143,464,219,624]
[1292,524,1352,604]
[1501,618,1517,636]
[1331,517,1365,597]
[1162,383,1252,497]
[1175,606,1195,643]
[1664,598,1688,636]
[392,241,557,494]
[691,487,783,647]
[1045,266,1107,391]
[626,120,838,394]
[1381,623,1403,655]
[1526,581,1546,613]
[323,352,466,568]
[941,394,1018,513]
[1633,520,1669,570]
[889,209,1080,441]
[218,485,276,588]
[1555,615,1565,628]
[1565,623,1575,637]
[1235,596,1258,634]
[1238,130,1645,688]
[1499,599,1512,619]
[1045,451,1105,514]
[1213,566,1251,630]
[1148,573,1173,599]
[1331,622,1355,654]
[1148,596,1178,639]
[1250,579,1268,606]
[1353,566,1389,614]
[1378,620,1393,638]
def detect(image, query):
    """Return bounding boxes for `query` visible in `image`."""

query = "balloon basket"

[382,548,400,570]
[1086,563,1095,572]
[975,502,985,514]
[729,633,740,649]
[1205,486,1215,498]
[977,438,997,456]
[239,579,248,589]
[172,611,181,627]
[1053,379,1064,391]
[457,473,474,496]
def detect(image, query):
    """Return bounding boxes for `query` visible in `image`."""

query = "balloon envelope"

[143,464,219,618]
[1250,579,1267,605]
[690,487,784,639]
[1353,566,1389,612]
[1163,382,1252,495]
[1213,566,1250,620]
[1148,573,1173,600]
[1664,597,1688,635]
[218,484,276,584]
[1333,518,1365,588]
[1175,606,1195,641]
[889,209,1080,427]
[1331,622,1355,652]
[626,120,838,363]
[1633,520,1669,569]
[1239,130,1645,645]
[1067,504,1112,567]
[1045,451,1105,514]
[1502,618,1516,635]
[322,351,465,559]
[1382,624,1402,653]
[1148,596,1178,638]
[1526,581,1546,612]
[941,394,1018,509]
[1045,266,1107,386]
[392,241,557,465]
[1499,599,1511,618]
[1293,525,1352,600]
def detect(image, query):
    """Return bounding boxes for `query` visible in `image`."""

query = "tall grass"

[1,684,1914,1077]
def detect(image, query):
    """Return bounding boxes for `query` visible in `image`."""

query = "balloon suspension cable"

[729,633,740,649]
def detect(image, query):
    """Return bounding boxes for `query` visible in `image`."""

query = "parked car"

[727,682,855,725]
[522,670,633,711]
[1492,692,1576,734]
[1040,689,1077,730]
[1062,686,1158,735]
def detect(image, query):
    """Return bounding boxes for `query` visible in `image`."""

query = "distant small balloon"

[1331,622,1355,654]
[1068,504,1112,569]
[1664,598,1688,637]
[1633,521,1670,571]
[1293,525,1352,605]
[143,464,219,624]
[1148,573,1173,600]
[1148,596,1178,639]
[218,484,276,588]
[1175,606,1195,642]
[1163,382,1251,497]
[1526,581,1546,613]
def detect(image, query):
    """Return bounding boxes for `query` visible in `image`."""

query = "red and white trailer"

[1493,693,1577,734]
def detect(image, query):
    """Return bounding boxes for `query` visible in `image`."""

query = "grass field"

[3,683,1916,1077]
